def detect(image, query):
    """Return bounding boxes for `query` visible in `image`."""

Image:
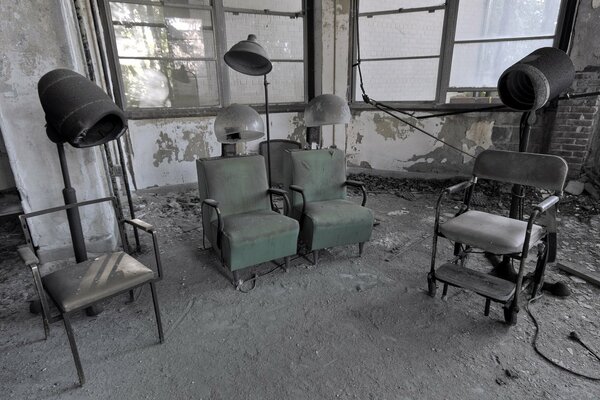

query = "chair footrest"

[435,263,515,302]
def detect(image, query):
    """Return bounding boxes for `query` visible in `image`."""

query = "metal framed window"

[351,0,571,108]
[99,0,306,118]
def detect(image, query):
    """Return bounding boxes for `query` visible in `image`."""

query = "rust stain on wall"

[153,132,179,167]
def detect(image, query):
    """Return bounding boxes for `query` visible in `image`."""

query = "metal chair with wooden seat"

[18,197,164,386]
[427,149,568,325]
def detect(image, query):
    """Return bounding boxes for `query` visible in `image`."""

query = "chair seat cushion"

[439,210,545,254]
[43,251,155,313]
[212,210,299,271]
[299,199,374,251]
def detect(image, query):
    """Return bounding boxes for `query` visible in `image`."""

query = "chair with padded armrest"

[286,148,374,265]
[427,149,568,325]
[196,155,299,288]
[18,197,164,386]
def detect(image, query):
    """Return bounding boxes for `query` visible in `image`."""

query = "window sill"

[349,98,508,113]
[125,103,307,120]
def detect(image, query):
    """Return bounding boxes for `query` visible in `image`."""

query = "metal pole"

[264,74,272,188]
[115,137,140,252]
[56,143,87,263]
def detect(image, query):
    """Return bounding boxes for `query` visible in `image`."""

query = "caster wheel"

[427,273,437,297]
[504,307,517,326]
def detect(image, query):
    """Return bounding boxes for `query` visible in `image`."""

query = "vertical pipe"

[116,137,140,252]
[57,144,88,263]
[264,74,272,188]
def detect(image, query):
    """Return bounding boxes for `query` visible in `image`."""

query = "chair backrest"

[473,150,568,192]
[288,148,347,206]
[196,155,270,222]
[258,139,302,186]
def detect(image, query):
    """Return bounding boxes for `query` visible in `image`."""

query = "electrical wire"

[351,0,475,159]
[237,263,286,293]
[525,296,600,381]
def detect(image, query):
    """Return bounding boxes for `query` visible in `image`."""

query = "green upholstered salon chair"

[428,150,568,325]
[258,139,302,187]
[196,155,299,288]
[287,148,374,265]
[18,197,164,386]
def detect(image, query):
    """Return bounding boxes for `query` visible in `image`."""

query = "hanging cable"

[352,0,474,159]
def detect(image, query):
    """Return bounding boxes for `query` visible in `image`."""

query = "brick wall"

[548,69,600,178]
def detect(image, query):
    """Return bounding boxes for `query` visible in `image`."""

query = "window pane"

[114,25,168,58]
[171,61,219,107]
[359,10,444,59]
[225,13,303,60]
[359,0,443,13]
[449,39,554,88]
[355,59,439,101]
[229,61,304,104]
[224,0,302,12]
[165,0,210,6]
[164,9,215,58]
[456,0,561,40]
[110,2,164,24]
[120,59,219,108]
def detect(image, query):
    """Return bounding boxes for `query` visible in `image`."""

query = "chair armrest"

[534,195,559,213]
[203,199,219,208]
[444,180,472,195]
[18,246,39,266]
[345,180,367,206]
[289,185,306,217]
[268,188,291,216]
[124,218,154,233]
[123,219,163,279]
[289,185,304,193]
[202,199,223,249]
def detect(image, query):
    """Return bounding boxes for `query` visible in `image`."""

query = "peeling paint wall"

[0,1,116,260]
[128,112,306,188]
[346,111,522,176]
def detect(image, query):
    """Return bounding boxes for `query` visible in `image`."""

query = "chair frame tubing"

[18,197,165,386]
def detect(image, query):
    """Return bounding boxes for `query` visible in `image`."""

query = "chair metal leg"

[283,256,290,272]
[30,266,51,339]
[312,250,319,267]
[149,282,164,344]
[358,242,365,257]
[128,290,135,303]
[484,299,491,316]
[62,313,85,386]
[442,283,448,297]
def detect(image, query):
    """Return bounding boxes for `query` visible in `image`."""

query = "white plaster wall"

[0,1,116,260]
[128,112,305,189]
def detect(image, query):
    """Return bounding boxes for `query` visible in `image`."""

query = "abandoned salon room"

[2,0,600,398]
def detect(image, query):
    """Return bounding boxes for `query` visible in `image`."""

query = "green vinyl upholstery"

[288,148,374,251]
[197,155,299,272]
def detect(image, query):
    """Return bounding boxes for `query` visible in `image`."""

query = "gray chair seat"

[299,199,374,251]
[439,210,544,254]
[211,210,299,271]
[43,251,155,312]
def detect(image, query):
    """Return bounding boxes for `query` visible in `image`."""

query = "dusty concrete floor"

[1,186,600,399]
